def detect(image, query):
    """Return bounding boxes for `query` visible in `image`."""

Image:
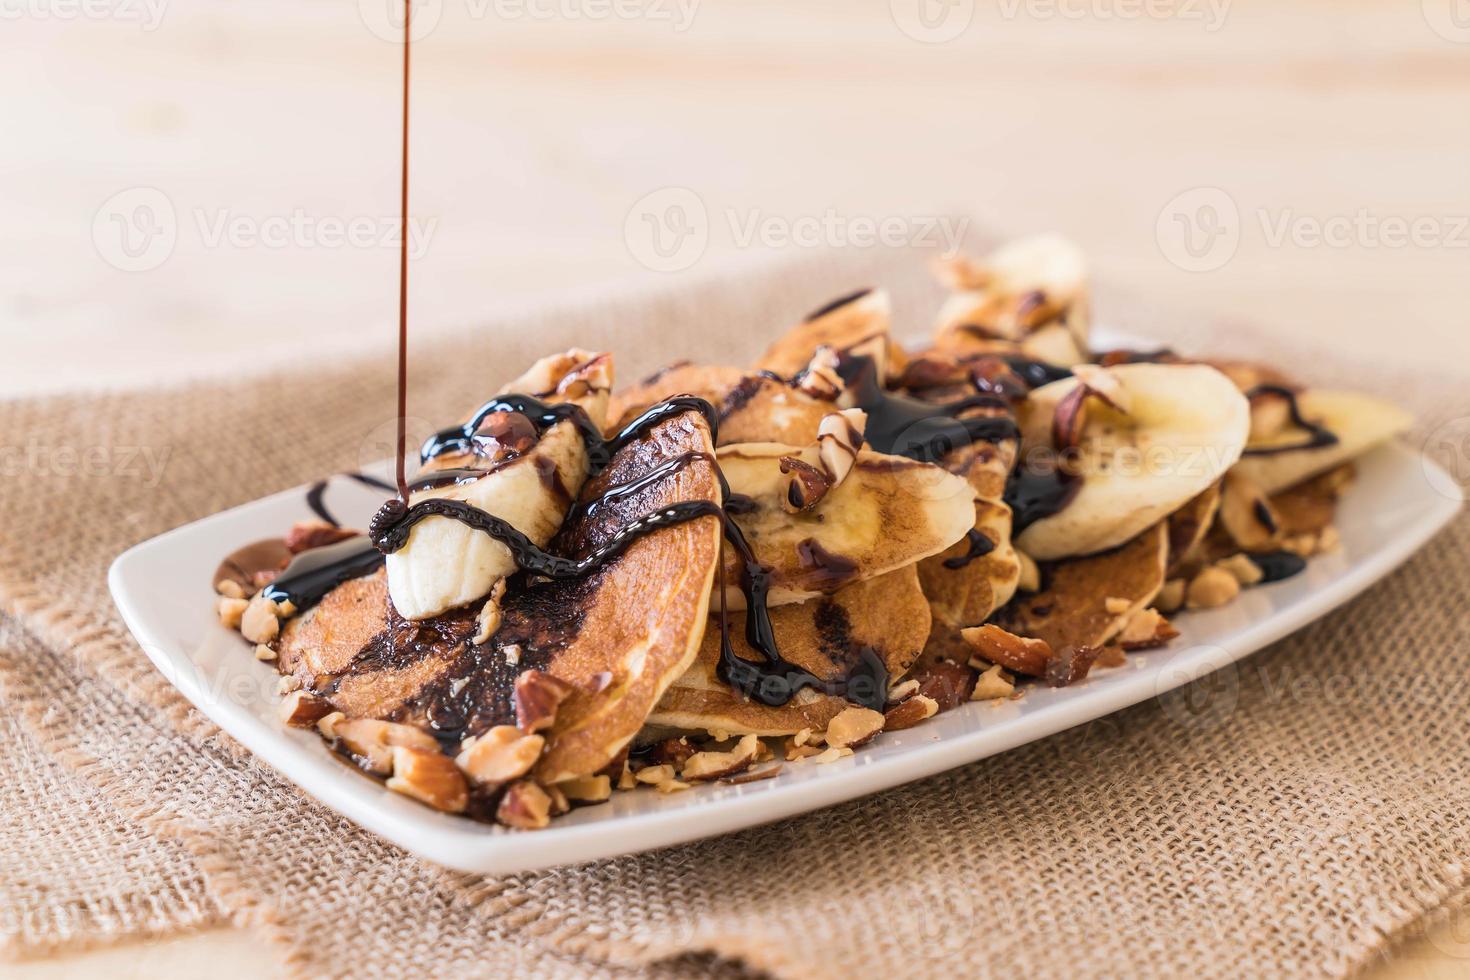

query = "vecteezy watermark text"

[1,438,171,488]
[356,0,698,42]
[92,187,439,272]
[1158,187,1470,272]
[0,0,167,29]
[624,188,969,272]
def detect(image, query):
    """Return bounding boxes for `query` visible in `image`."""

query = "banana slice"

[933,234,1090,355]
[754,288,905,379]
[384,352,611,621]
[716,443,975,608]
[1016,363,1250,561]
[1232,390,1412,495]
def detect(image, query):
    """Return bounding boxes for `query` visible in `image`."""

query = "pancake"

[607,363,745,435]
[275,406,723,787]
[994,522,1168,654]
[649,566,931,736]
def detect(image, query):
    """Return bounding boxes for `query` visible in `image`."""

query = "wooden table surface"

[4,0,1468,975]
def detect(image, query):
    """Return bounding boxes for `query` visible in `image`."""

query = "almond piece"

[908,658,979,712]
[1156,578,1187,613]
[649,736,697,767]
[557,775,612,803]
[217,596,248,630]
[824,707,885,749]
[883,694,939,731]
[961,623,1053,677]
[681,734,759,781]
[1219,472,1283,552]
[278,690,333,728]
[1216,553,1264,587]
[970,664,1015,701]
[334,718,440,775]
[284,520,359,553]
[454,725,545,788]
[386,747,468,813]
[886,679,920,704]
[1187,566,1240,609]
[240,595,281,644]
[634,763,676,785]
[778,455,831,514]
[1117,608,1181,651]
[513,670,575,734]
[496,780,553,829]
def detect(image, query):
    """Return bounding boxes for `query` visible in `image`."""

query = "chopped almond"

[824,707,885,749]
[386,747,468,814]
[961,624,1052,677]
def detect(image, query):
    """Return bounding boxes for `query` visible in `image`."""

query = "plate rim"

[109,443,1462,873]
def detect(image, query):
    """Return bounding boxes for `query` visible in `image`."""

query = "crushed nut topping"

[454,725,545,788]
[513,669,574,734]
[823,707,885,749]
[681,734,759,781]
[496,780,553,829]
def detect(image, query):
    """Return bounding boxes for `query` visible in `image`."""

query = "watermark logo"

[1155,644,1239,731]
[358,0,443,42]
[623,188,970,272]
[1422,416,1470,502]
[1156,186,1240,273]
[359,0,698,39]
[92,187,177,273]
[890,0,974,43]
[0,0,168,30]
[1422,0,1470,43]
[997,0,1230,30]
[92,187,439,271]
[1158,187,1470,271]
[624,187,709,272]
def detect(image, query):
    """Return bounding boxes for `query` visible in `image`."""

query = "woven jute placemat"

[1,245,1466,978]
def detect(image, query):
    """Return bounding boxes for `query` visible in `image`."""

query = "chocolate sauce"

[214,538,294,594]
[1241,384,1340,457]
[803,288,872,322]
[1246,549,1307,583]
[794,538,860,590]
[1001,356,1073,389]
[942,528,996,569]
[305,472,397,528]
[1004,466,1081,535]
[260,535,386,611]
[374,393,889,711]
[838,355,1018,462]
[393,0,412,501]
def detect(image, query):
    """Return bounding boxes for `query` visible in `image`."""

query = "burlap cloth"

[2,244,1467,978]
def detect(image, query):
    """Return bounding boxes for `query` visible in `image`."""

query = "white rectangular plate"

[110,436,1459,874]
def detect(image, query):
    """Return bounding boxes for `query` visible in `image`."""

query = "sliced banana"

[1232,390,1412,494]
[754,288,903,379]
[1016,363,1250,561]
[716,443,975,608]
[934,234,1090,355]
[385,352,611,621]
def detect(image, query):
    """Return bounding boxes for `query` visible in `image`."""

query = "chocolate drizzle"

[942,528,996,569]
[366,393,889,711]
[838,354,1019,462]
[305,472,396,528]
[1246,549,1307,583]
[803,288,872,322]
[261,536,387,611]
[1241,384,1340,457]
